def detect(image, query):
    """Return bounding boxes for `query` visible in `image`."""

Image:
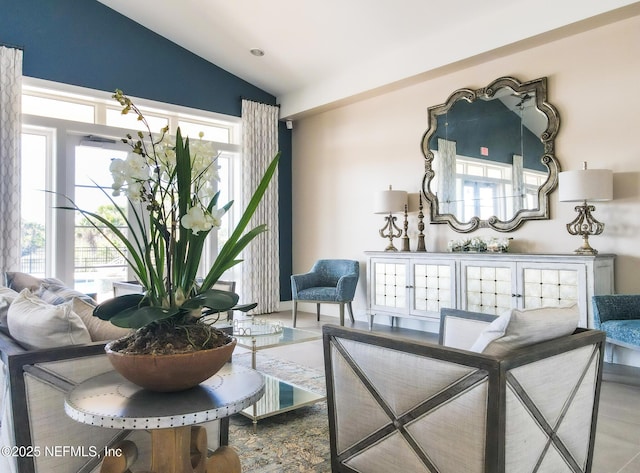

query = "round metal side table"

[65,363,264,473]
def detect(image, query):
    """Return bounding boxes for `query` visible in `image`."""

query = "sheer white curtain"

[0,47,22,274]
[512,154,525,213]
[241,99,279,314]
[437,138,457,215]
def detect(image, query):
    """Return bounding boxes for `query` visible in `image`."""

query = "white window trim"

[23,77,242,147]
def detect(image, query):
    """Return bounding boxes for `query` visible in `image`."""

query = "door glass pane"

[21,133,48,276]
[74,145,129,301]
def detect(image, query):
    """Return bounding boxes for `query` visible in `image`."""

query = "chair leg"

[347,302,355,324]
[339,303,345,326]
[607,342,615,363]
[317,303,321,322]
[292,301,298,328]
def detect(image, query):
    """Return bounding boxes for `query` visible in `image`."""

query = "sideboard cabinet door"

[518,262,587,325]
[370,258,409,315]
[411,260,456,318]
[459,260,517,316]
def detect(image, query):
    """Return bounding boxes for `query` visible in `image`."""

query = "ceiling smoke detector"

[250,48,265,57]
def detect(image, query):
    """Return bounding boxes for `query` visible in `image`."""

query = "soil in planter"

[109,321,232,355]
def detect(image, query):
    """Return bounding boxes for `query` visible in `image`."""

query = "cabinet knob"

[511,294,522,298]
[406,285,414,289]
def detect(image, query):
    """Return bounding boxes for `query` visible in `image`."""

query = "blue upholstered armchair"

[290,259,359,327]
[592,294,640,360]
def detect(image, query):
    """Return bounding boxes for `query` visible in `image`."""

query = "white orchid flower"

[181,206,214,235]
[125,153,150,181]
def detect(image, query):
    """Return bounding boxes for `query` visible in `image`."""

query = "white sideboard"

[365,251,615,329]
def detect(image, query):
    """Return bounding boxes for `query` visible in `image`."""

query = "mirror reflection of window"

[454,157,512,221]
[523,170,547,209]
[463,182,498,221]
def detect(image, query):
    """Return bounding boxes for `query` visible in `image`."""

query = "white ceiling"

[98,0,638,118]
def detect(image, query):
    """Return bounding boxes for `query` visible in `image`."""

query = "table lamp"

[374,186,408,251]
[559,162,612,255]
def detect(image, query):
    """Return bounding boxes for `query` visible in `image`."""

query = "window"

[20,79,241,300]
[105,107,169,132]
[177,120,230,143]
[22,94,95,123]
[20,127,52,277]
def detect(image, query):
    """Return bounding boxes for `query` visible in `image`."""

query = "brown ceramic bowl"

[105,337,237,392]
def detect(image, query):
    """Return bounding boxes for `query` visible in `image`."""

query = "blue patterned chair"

[290,260,359,327]
[592,294,640,361]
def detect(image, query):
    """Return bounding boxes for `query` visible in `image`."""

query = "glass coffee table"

[231,318,325,431]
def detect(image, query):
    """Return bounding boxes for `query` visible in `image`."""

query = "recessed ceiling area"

[97,0,640,118]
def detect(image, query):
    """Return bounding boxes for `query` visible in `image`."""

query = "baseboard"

[603,362,640,387]
[279,300,292,311]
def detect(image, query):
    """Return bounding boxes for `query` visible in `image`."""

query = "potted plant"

[61,90,279,391]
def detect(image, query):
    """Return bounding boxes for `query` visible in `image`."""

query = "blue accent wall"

[1,0,293,301]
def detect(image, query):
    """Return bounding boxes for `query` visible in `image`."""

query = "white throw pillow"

[70,297,132,342]
[470,304,580,356]
[7,289,91,350]
[0,286,20,330]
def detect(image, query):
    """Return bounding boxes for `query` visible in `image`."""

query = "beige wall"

[291,13,640,319]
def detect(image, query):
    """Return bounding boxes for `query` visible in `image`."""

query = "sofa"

[323,306,606,473]
[0,272,228,473]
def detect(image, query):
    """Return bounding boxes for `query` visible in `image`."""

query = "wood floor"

[235,310,640,473]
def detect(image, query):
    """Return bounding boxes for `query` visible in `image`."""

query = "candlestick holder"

[416,194,426,252]
[401,205,410,251]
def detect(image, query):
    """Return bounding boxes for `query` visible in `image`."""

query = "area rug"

[229,352,331,472]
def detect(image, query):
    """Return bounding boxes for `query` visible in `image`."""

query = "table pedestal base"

[100,426,241,473]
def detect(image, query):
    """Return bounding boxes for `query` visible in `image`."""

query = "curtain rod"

[240,96,280,108]
[0,41,24,50]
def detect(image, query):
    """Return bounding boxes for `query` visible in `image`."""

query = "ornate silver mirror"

[421,76,560,232]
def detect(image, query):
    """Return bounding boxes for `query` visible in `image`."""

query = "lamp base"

[566,202,603,256]
[379,214,402,252]
[573,236,598,255]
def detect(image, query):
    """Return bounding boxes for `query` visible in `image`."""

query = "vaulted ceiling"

[98,0,639,118]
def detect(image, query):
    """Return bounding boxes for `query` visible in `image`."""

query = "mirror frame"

[421,76,560,232]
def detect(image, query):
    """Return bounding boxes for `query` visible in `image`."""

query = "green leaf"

[234,302,258,312]
[53,185,157,293]
[92,293,147,321]
[110,306,180,328]
[181,289,240,312]
[174,127,193,297]
[200,153,280,291]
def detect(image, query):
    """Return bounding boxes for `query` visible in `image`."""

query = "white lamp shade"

[374,189,408,214]
[559,169,613,202]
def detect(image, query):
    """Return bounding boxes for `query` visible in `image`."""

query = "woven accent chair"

[290,259,359,327]
[323,309,605,473]
[592,294,640,361]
